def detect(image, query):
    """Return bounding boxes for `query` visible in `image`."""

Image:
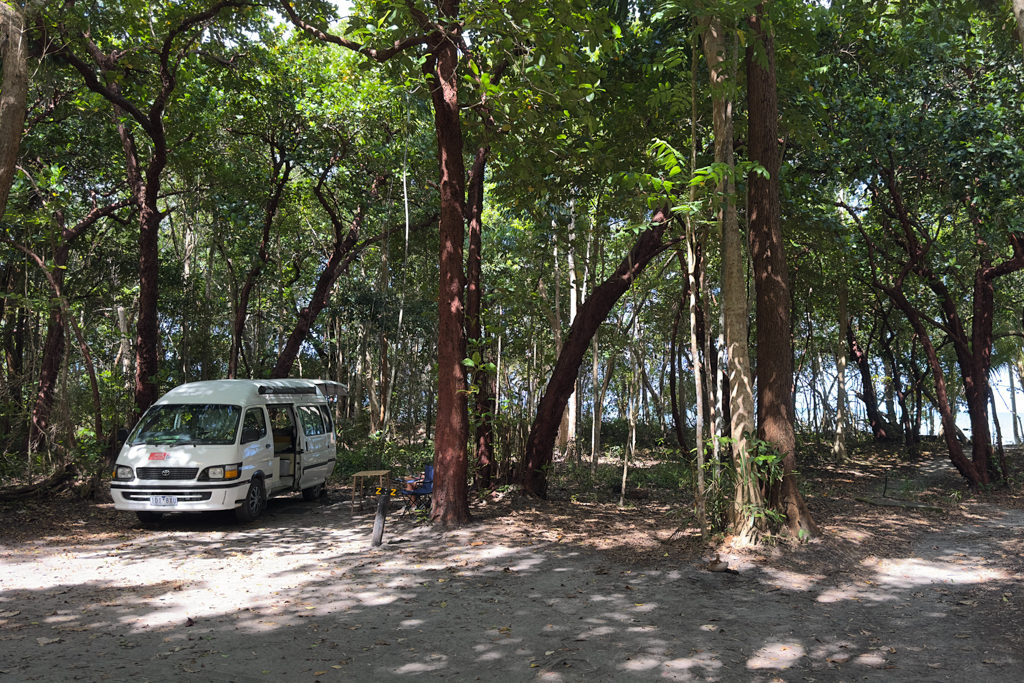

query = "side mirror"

[117,428,129,443]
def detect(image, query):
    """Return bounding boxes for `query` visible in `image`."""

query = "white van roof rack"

[313,380,348,397]
[156,378,343,405]
[257,385,316,395]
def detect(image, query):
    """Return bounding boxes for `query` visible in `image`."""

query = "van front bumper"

[110,480,250,512]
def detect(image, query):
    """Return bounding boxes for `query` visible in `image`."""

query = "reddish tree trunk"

[522,207,672,497]
[875,169,1024,484]
[135,195,163,412]
[747,4,818,538]
[426,15,471,525]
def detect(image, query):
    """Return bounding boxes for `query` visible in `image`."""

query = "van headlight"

[113,466,134,481]
[199,463,242,481]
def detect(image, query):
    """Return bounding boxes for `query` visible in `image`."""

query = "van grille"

[136,467,199,480]
[121,491,212,502]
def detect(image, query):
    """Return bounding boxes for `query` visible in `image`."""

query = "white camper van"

[111,379,344,523]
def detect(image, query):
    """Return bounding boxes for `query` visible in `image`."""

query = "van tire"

[235,476,266,523]
[301,482,326,501]
[136,511,163,525]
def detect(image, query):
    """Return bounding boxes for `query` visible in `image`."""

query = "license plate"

[151,495,177,506]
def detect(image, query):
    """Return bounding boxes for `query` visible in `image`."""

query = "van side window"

[318,405,334,434]
[241,408,268,444]
[297,405,325,436]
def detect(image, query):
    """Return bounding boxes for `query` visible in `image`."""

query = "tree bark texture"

[0,1,29,220]
[702,14,763,544]
[282,0,475,524]
[746,3,818,539]
[424,7,471,526]
[522,207,672,498]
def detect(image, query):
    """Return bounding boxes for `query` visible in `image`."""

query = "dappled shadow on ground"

[2,481,1023,682]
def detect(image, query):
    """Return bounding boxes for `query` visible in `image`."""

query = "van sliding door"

[296,405,329,486]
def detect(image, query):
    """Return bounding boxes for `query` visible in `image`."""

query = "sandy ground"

[1,456,1023,682]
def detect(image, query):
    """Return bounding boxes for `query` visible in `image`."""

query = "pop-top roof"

[154,379,347,405]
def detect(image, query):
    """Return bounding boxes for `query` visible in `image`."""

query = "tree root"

[0,464,76,501]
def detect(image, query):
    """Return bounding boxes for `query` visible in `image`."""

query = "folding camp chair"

[397,465,433,513]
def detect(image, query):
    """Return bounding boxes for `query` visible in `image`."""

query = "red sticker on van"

[149,452,168,460]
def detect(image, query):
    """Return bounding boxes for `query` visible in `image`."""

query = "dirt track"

[1,470,1022,682]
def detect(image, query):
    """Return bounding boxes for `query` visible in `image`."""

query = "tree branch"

[278,1,429,61]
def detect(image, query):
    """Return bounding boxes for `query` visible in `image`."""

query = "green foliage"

[334,422,433,480]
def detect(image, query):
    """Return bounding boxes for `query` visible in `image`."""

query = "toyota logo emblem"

[161,469,170,477]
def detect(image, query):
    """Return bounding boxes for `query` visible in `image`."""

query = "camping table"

[350,469,391,511]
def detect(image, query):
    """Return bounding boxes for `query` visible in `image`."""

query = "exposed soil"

[1,446,1022,681]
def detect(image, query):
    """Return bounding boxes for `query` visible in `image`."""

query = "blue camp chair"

[397,465,433,512]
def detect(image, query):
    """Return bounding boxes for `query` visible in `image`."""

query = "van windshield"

[128,404,242,446]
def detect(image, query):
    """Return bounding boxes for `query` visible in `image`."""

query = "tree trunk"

[833,282,849,462]
[1011,361,1021,444]
[885,282,981,483]
[271,208,363,378]
[747,3,818,539]
[57,1,249,415]
[230,157,291,378]
[566,206,579,457]
[847,326,889,439]
[621,324,640,508]
[522,207,672,497]
[590,334,603,476]
[703,14,763,544]
[989,385,1008,480]
[669,292,686,451]
[686,79,709,536]
[466,146,495,489]
[15,244,104,457]
[425,15,471,526]
[1013,0,1024,58]
[28,256,66,452]
[19,201,127,451]
[0,1,30,220]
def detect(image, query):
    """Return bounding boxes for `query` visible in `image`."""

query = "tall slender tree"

[702,11,763,544]
[746,2,818,539]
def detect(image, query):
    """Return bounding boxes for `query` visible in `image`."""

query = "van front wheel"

[235,476,266,523]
